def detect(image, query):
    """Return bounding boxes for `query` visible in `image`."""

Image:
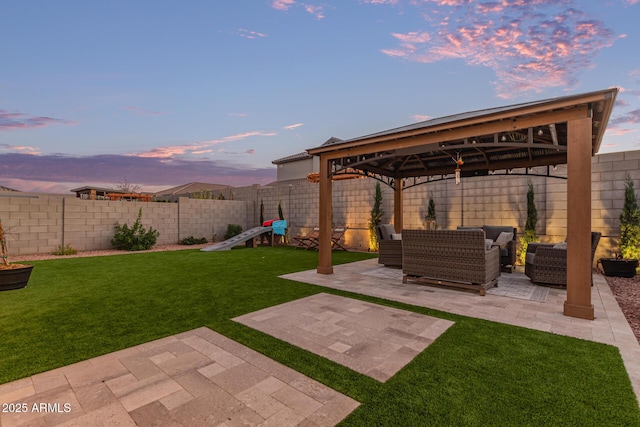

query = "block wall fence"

[1,150,639,262]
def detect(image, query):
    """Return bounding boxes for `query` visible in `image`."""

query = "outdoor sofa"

[525,231,601,287]
[458,225,517,272]
[402,229,500,295]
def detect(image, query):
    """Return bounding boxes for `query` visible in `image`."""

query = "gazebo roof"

[307,88,617,179]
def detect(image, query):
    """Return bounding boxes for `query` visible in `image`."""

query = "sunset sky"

[2,0,639,194]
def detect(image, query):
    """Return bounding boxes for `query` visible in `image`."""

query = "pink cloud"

[304,5,325,19]
[134,131,277,159]
[0,144,41,155]
[283,123,303,130]
[272,1,327,19]
[123,106,166,116]
[380,1,616,97]
[238,28,267,39]
[0,110,75,131]
[272,0,296,11]
[411,114,430,121]
[610,108,640,126]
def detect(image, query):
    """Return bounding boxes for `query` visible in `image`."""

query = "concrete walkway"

[281,258,640,404]
[0,327,359,427]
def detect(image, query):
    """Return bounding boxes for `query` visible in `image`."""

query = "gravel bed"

[603,272,640,344]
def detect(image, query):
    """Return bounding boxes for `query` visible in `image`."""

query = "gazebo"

[307,88,618,320]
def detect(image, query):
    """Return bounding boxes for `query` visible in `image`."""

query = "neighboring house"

[71,186,125,200]
[271,137,342,181]
[154,182,233,202]
[70,186,153,201]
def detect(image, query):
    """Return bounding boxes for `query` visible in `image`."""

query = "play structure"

[200,220,287,252]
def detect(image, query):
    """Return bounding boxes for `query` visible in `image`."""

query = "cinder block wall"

[1,150,638,260]
[0,195,251,256]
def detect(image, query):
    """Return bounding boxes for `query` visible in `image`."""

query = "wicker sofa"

[376,224,403,268]
[458,225,517,272]
[525,232,601,287]
[402,229,500,295]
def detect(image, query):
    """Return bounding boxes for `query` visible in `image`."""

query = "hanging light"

[453,152,464,185]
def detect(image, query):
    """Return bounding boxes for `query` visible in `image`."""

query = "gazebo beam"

[564,117,594,319]
[317,155,333,275]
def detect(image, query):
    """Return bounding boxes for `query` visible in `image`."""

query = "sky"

[1,0,639,194]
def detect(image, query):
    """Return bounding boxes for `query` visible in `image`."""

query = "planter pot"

[0,265,34,291]
[599,258,638,278]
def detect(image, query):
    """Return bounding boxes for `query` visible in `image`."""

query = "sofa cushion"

[494,232,514,248]
[485,239,493,251]
[553,241,567,249]
[391,233,402,240]
[378,224,395,240]
[483,225,514,241]
[526,252,536,265]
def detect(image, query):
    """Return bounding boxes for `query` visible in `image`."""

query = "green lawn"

[1,246,638,426]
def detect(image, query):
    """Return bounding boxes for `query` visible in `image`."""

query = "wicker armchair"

[525,232,601,287]
[402,229,500,295]
[376,224,402,268]
[458,225,517,272]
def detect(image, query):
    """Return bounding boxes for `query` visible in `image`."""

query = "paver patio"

[234,293,454,382]
[0,327,359,427]
[281,258,640,404]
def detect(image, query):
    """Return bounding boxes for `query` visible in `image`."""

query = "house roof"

[307,88,618,179]
[154,182,231,196]
[272,137,344,165]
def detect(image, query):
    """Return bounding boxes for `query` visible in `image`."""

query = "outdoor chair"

[525,231,601,287]
[293,227,320,250]
[402,229,500,295]
[329,226,349,251]
[458,225,517,272]
[376,224,402,268]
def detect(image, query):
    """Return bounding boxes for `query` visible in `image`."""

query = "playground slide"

[200,226,273,252]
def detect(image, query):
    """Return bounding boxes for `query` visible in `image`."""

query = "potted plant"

[0,219,34,291]
[600,176,640,277]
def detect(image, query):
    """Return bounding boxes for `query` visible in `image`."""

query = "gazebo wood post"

[317,155,333,274]
[393,177,404,233]
[564,116,594,319]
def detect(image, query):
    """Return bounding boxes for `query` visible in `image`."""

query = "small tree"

[425,195,437,230]
[619,175,640,259]
[368,182,384,251]
[259,199,265,225]
[518,182,538,265]
[114,177,141,193]
[278,201,284,220]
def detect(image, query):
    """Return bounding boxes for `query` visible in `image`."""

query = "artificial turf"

[1,246,638,426]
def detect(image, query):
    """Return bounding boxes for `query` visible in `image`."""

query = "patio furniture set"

[293,226,349,251]
[376,224,601,295]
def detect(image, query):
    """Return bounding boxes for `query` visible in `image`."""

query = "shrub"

[620,175,640,259]
[179,236,208,245]
[224,224,243,240]
[368,182,384,252]
[518,182,538,265]
[111,208,159,251]
[52,243,77,256]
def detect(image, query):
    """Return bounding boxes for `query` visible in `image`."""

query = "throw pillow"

[391,233,402,240]
[553,241,567,249]
[485,238,493,251]
[494,231,514,248]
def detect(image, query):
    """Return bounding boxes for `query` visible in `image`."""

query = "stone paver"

[0,327,359,427]
[281,258,640,404]
[234,293,454,382]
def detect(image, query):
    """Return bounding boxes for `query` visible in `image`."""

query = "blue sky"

[1,0,639,194]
